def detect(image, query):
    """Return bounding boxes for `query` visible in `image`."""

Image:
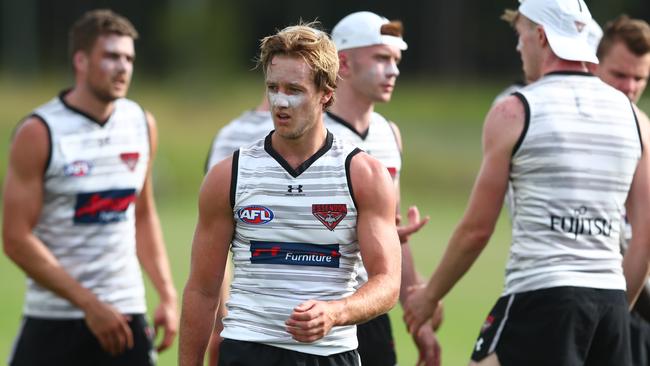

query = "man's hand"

[413,322,441,366]
[397,206,430,244]
[84,301,134,355]
[153,299,178,352]
[285,299,339,343]
[403,284,439,335]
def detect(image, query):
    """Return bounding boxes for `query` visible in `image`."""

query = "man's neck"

[329,83,375,133]
[64,86,115,124]
[271,120,328,169]
[541,56,589,76]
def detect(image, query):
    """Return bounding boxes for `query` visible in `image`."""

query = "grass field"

[1,75,648,365]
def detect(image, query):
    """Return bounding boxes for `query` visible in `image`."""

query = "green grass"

[1,76,647,365]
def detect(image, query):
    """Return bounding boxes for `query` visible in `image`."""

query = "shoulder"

[9,115,50,175]
[348,151,391,188]
[482,95,526,151]
[202,154,235,209]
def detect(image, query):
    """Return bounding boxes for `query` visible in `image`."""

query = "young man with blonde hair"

[326,11,439,366]
[404,0,650,365]
[3,9,177,365]
[179,23,401,366]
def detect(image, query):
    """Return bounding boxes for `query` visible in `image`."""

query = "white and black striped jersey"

[205,110,273,171]
[24,92,150,318]
[504,72,641,295]
[222,131,362,356]
[324,111,401,286]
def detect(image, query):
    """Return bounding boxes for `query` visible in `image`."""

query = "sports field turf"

[1,76,648,365]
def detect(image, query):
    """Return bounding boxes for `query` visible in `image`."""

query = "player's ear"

[321,89,333,106]
[536,26,548,48]
[73,50,89,73]
[338,51,351,76]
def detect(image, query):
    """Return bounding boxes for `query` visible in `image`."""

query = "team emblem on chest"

[120,152,140,171]
[312,204,347,231]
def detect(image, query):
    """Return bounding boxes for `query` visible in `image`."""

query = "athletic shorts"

[218,338,360,366]
[630,310,650,366]
[357,313,397,366]
[9,314,155,366]
[471,287,630,366]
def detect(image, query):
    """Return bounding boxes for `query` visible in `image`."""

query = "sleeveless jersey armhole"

[630,101,643,153]
[230,149,240,209]
[345,148,363,210]
[29,113,52,175]
[511,92,531,157]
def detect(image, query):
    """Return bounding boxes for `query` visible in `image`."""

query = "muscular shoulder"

[348,151,394,206]
[10,115,50,176]
[201,155,235,213]
[483,95,526,151]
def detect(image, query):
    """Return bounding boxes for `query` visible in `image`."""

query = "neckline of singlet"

[326,111,370,140]
[264,130,334,178]
[58,89,114,127]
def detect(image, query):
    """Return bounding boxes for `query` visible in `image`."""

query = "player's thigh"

[9,317,88,366]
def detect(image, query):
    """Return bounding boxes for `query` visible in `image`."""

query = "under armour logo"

[287,185,303,193]
[475,338,484,352]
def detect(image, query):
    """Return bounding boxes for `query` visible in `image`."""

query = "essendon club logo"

[312,204,347,231]
[250,241,341,268]
[120,152,140,171]
[481,314,495,333]
[74,188,136,224]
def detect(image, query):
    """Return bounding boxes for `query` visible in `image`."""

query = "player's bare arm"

[286,152,401,342]
[2,117,134,356]
[179,156,234,366]
[135,111,178,352]
[623,105,650,307]
[403,95,525,334]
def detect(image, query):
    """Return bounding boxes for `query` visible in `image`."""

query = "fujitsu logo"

[549,206,612,240]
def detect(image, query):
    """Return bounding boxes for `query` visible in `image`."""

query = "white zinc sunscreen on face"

[268,91,305,108]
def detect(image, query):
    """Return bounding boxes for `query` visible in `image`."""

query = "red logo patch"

[387,167,398,178]
[481,314,495,333]
[120,152,140,171]
[312,204,347,231]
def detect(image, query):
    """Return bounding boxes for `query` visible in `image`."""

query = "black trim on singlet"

[511,92,530,156]
[264,130,334,178]
[230,149,240,209]
[58,89,114,126]
[630,101,644,153]
[138,105,152,158]
[16,114,53,175]
[544,71,595,77]
[326,111,370,140]
[345,148,363,209]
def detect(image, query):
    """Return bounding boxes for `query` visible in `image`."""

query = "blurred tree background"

[2,0,649,81]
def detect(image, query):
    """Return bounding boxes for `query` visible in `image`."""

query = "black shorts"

[218,338,360,366]
[629,310,650,366]
[9,314,155,366]
[471,287,630,366]
[357,313,396,366]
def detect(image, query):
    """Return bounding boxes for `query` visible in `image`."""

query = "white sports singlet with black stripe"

[222,131,362,356]
[504,72,641,295]
[324,111,401,286]
[205,110,273,171]
[25,92,150,318]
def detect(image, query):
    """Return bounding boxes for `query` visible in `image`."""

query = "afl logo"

[63,160,93,177]
[238,205,274,225]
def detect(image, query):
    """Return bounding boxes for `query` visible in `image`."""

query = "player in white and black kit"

[326,11,439,366]
[404,0,650,365]
[179,23,402,366]
[203,95,272,365]
[590,15,650,366]
[3,9,178,366]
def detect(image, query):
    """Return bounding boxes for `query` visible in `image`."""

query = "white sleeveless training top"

[324,111,401,286]
[504,72,641,295]
[222,131,362,356]
[25,92,150,318]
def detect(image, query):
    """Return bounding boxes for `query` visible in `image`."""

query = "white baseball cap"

[519,0,599,64]
[332,11,408,51]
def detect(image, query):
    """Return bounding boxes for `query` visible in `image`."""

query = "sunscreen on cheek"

[269,91,305,108]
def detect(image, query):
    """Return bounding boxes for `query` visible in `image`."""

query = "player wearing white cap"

[590,15,650,366]
[404,0,650,365]
[326,11,439,366]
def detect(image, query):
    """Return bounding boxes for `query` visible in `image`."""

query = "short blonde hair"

[258,22,339,109]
